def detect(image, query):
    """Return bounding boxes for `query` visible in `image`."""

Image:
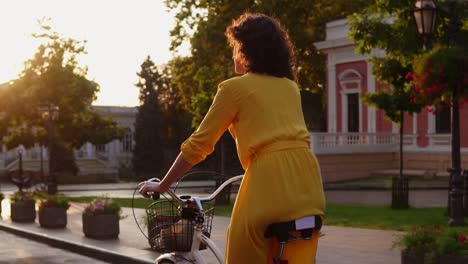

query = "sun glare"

[0,0,189,107]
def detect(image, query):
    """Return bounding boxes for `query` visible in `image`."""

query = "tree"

[0,21,122,175]
[158,61,192,168]
[132,56,166,178]
[348,0,467,209]
[164,0,373,176]
[361,59,424,209]
[348,1,428,209]
[165,0,373,129]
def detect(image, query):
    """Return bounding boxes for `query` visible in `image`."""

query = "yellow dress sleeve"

[181,82,238,165]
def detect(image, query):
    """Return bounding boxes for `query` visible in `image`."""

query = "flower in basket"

[83,196,122,218]
[406,45,468,113]
[10,191,36,204]
[38,193,70,210]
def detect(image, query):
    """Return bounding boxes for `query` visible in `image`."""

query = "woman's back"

[222,72,311,169]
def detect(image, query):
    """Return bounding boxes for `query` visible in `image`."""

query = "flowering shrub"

[394,225,439,254]
[38,193,70,210]
[394,225,468,262]
[406,46,468,113]
[83,196,121,216]
[10,191,36,204]
[434,228,468,257]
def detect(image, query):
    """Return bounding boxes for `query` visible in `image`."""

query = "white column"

[86,143,94,158]
[428,112,435,134]
[392,123,399,133]
[367,61,376,133]
[328,63,337,132]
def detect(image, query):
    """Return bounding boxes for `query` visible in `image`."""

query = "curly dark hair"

[225,12,297,81]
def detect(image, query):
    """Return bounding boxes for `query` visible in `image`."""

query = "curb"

[0,221,153,264]
[323,186,450,191]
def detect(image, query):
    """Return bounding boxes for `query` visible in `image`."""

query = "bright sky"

[0,0,189,107]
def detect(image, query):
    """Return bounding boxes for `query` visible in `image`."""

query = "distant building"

[312,19,468,182]
[0,105,137,182]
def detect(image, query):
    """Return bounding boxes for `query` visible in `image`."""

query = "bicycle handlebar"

[147,174,244,203]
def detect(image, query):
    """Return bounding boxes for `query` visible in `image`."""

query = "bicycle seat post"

[274,242,287,264]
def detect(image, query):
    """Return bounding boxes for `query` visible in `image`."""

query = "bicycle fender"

[155,253,176,263]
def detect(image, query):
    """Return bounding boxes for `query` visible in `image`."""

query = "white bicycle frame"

[154,175,243,264]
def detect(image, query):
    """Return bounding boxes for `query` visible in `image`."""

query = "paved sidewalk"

[0,230,107,264]
[0,198,401,264]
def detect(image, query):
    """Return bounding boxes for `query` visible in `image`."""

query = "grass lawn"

[68,196,467,232]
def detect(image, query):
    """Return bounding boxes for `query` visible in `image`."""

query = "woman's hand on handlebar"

[137,181,162,198]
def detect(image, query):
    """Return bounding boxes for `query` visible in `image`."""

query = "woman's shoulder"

[219,72,298,94]
[219,73,252,87]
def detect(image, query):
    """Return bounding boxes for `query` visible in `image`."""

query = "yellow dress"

[181,72,326,264]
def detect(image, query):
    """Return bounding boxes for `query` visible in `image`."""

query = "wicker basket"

[146,200,214,252]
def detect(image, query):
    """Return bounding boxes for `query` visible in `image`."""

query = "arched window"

[339,68,363,133]
[122,128,133,152]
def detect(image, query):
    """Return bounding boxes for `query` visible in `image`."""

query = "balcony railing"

[310,132,420,154]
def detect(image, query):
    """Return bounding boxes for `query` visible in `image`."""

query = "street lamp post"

[414,0,464,226]
[40,105,59,195]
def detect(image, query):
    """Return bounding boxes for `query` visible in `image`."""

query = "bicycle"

[134,173,322,264]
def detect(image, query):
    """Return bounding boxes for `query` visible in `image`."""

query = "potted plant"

[433,228,468,264]
[394,225,438,264]
[38,193,70,228]
[394,225,468,264]
[82,196,122,239]
[10,191,36,222]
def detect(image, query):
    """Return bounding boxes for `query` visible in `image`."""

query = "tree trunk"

[392,113,409,209]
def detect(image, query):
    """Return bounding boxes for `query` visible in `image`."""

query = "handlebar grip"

[151,192,160,200]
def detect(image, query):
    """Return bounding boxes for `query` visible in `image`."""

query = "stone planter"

[437,255,468,264]
[10,200,36,222]
[39,207,67,228]
[401,251,425,264]
[82,213,119,239]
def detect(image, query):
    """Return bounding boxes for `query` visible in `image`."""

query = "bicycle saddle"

[264,215,322,242]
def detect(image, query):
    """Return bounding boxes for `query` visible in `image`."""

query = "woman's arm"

[139,81,238,197]
[159,152,193,192]
[138,152,192,197]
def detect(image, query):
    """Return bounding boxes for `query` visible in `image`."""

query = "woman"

[138,12,325,263]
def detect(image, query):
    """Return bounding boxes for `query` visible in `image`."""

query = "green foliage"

[0,21,122,174]
[349,1,428,200]
[38,193,71,210]
[393,225,440,254]
[10,191,36,204]
[435,228,468,257]
[165,0,373,129]
[349,1,429,124]
[409,45,468,108]
[132,56,166,176]
[350,0,468,115]
[132,58,191,175]
[50,141,78,175]
[190,66,224,127]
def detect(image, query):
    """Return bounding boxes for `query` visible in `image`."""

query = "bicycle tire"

[157,260,175,264]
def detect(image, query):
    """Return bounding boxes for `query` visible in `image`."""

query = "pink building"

[312,19,468,182]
